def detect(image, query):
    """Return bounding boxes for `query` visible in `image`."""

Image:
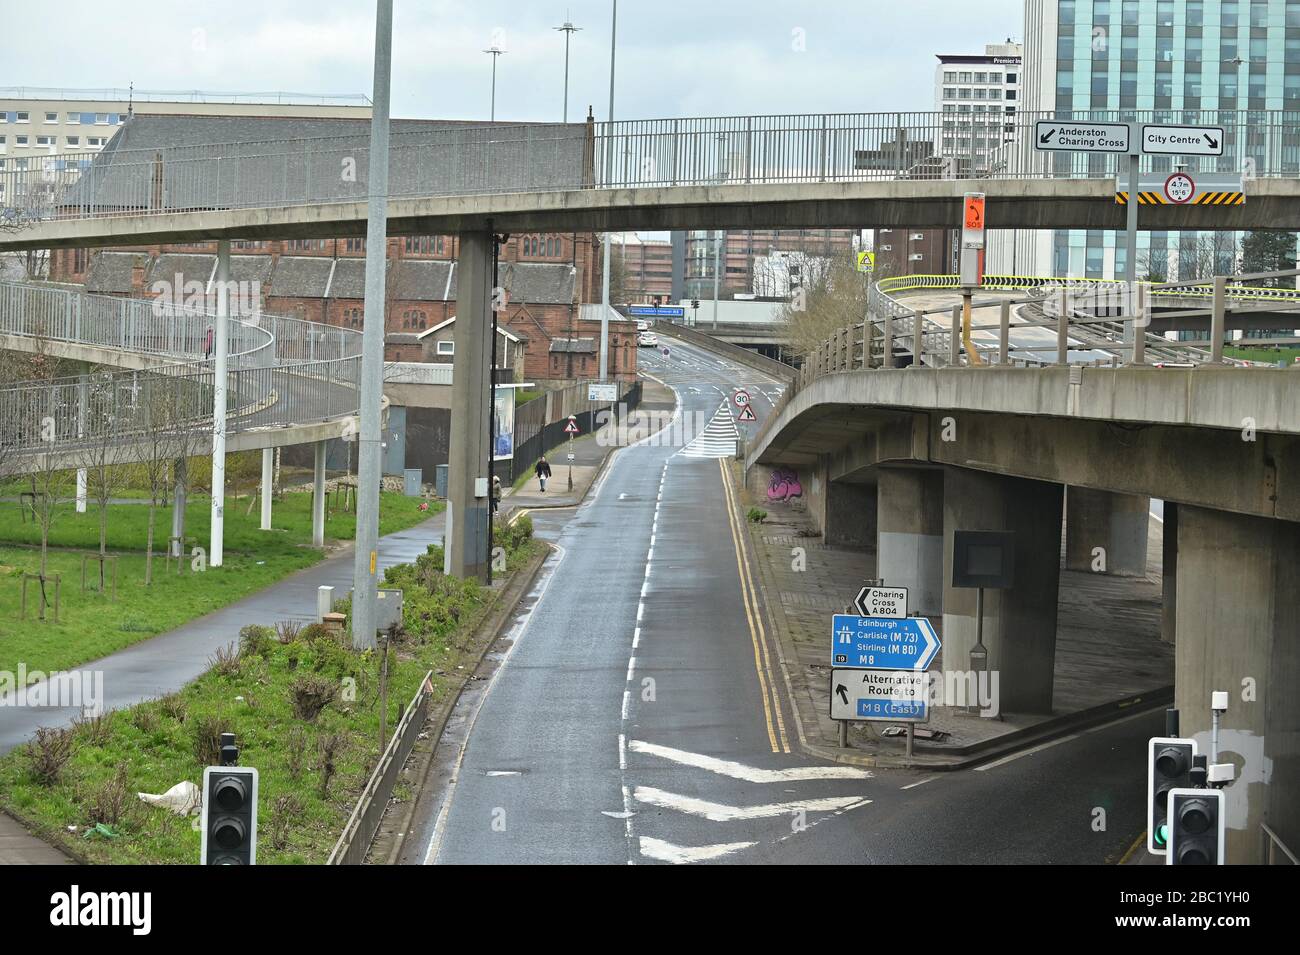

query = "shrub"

[275,620,303,645]
[747,507,767,523]
[158,693,188,724]
[290,673,336,722]
[299,623,330,645]
[239,624,275,657]
[72,711,115,747]
[266,793,304,850]
[285,728,307,781]
[130,707,161,735]
[85,765,135,829]
[26,727,73,786]
[318,732,345,799]
[207,642,241,678]
[190,713,225,767]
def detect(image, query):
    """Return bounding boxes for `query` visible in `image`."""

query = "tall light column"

[484,46,505,122]
[210,239,230,568]
[555,19,581,123]
[351,0,393,651]
[598,0,618,381]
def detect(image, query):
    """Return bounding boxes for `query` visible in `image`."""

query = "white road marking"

[629,739,873,782]
[633,786,870,822]
[900,776,939,790]
[638,836,757,864]
[484,771,521,777]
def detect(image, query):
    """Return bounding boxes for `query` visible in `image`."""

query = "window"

[94,113,109,125]
[974,72,988,83]
[15,111,28,123]
[944,71,957,83]
[943,87,956,98]
[65,136,79,147]
[66,112,79,125]
[87,136,108,147]
[43,112,57,123]
[437,340,455,355]
[35,135,54,147]
[1006,72,1017,84]
[15,136,28,146]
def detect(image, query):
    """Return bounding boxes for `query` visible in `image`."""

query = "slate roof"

[549,337,596,353]
[84,251,138,294]
[501,261,575,305]
[392,259,453,301]
[266,256,334,298]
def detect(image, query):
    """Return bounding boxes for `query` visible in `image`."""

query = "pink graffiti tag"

[767,468,803,503]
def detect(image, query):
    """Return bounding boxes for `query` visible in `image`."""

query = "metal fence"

[3,109,1296,224]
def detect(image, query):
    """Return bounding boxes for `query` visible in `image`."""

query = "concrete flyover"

[742,356,1299,864]
[7,177,1300,253]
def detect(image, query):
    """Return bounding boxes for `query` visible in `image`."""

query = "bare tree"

[75,373,134,592]
[778,255,870,361]
[138,374,207,584]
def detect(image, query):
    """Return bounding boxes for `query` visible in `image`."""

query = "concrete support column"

[1174,505,1300,864]
[941,467,1064,715]
[823,479,876,549]
[170,457,187,558]
[260,447,274,531]
[876,466,944,615]
[1160,501,1177,644]
[312,440,327,549]
[1064,486,1150,577]
[447,231,493,581]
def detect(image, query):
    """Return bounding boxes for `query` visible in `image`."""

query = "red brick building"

[50,231,638,381]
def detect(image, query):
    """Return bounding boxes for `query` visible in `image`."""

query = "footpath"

[0,374,677,864]
[732,461,1174,769]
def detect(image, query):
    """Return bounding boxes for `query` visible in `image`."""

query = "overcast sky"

[5,1,1024,121]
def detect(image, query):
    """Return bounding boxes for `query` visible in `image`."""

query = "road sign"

[563,416,580,435]
[628,304,685,318]
[1141,124,1224,157]
[856,251,875,273]
[854,586,907,618]
[831,669,928,722]
[567,452,575,460]
[587,383,618,402]
[1115,172,1245,206]
[737,404,757,422]
[732,389,751,408]
[1033,120,1131,153]
[831,614,941,671]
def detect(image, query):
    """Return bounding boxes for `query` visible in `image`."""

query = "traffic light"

[1166,788,1225,865]
[1147,736,1196,855]
[201,765,259,865]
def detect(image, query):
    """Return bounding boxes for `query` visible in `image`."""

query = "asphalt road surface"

[415,338,1154,865]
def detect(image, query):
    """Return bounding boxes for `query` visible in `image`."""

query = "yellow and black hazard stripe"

[1193,191,1245,205]
[1116,190,1245,205]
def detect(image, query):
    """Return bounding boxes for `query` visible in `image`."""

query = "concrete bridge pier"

[312,440,327,549]
[940,468,1064,715]
[446,230,493,581]
[815,466,876,549]
[1174,504,1300,864]
[1064,486,1151,577]
[876,466,944,616]
[260,448,274,531]
[170,457,187,558]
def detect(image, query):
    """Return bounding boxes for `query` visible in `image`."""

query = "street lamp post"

[555,18,582,123]
[598,0,618,382]
[484,46,506,122]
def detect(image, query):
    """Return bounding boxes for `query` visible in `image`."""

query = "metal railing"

[0,281,363,462]
[2,108,1297,225]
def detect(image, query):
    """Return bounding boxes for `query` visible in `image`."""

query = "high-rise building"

[999,1,1300,281]
[935,42,1024,176]
[677,229,857,301]
[611,233,673,302]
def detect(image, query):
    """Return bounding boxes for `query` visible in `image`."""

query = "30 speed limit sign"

[1164,172,1195,204]
[733,389,751,409]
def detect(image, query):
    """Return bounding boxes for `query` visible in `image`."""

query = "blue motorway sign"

[628,305,685,318]
[830,615,941,671]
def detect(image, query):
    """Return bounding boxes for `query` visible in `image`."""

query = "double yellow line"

[719,458,790,754]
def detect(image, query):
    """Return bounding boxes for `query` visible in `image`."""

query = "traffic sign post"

[831,669,928,722]
[564,416,579,491]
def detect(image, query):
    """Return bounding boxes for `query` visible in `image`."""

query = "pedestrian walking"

[535,456,552,493]
[203,324,214,361]
[491,474,503,514]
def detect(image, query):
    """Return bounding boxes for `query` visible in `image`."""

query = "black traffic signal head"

[1166,788,1225,866]
[201,766,259,865]
[1147,736,1196,855]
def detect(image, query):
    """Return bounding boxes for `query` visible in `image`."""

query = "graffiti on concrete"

[767,467,803,503]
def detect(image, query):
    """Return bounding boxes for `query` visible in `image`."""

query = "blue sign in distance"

[629,305,685,318]
[830,614,941,671]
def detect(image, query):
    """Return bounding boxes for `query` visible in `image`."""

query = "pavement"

[404,339,1159,865]
[744,489,1174,767]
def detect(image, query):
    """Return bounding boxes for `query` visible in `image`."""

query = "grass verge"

[0,517,541,864]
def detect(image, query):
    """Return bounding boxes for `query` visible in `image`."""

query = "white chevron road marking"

[629,739,873,782]
[633,786,870,822]
[638,836,757,864]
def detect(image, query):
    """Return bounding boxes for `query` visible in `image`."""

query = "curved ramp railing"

[0,281,362,462]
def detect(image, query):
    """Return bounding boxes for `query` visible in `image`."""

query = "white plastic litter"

[137,780,202,816]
